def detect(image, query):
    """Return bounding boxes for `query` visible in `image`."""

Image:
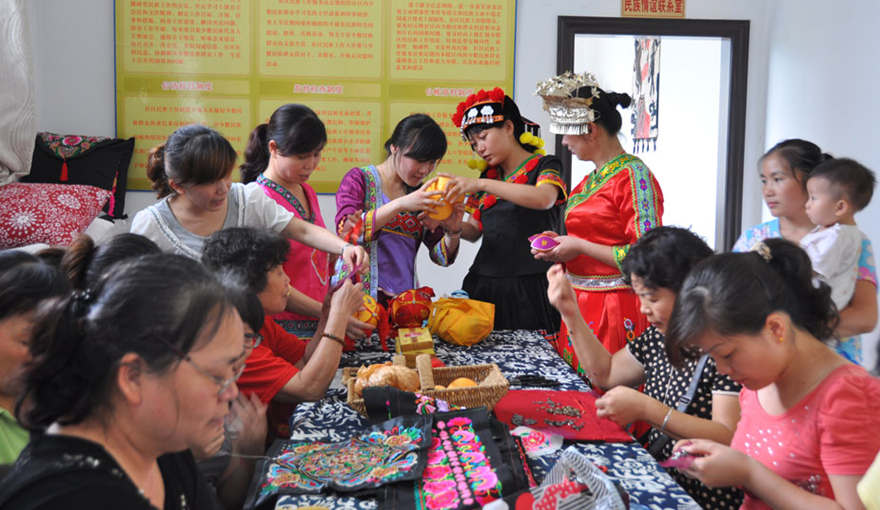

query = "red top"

[564,153,663,288]
[732,363,880,509]
[237,316,307,404]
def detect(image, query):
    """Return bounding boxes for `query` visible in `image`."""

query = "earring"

[778,336,784,344]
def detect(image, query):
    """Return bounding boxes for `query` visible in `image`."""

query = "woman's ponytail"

[146,144,173,198]
[240,123,270,184]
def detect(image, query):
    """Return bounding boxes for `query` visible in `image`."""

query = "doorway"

[557,17,749,250]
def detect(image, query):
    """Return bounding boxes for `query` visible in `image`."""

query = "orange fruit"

[447,377,478,389]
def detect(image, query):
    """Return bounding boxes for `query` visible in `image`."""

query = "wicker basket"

[344,354,509,416]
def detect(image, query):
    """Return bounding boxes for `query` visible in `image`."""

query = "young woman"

[335,113,463,303]
[667,238,880,510]
[240,104,364,338]
[0,254,244,509]
[733,139,877,365]
[131,123,367,275]
[533,71,663,372]
[201,227,364,437]
[443,87,567,331]
[547,226,742,509]
[0,252,70,466]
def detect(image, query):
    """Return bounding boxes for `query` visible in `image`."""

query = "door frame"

[556,16,749,249]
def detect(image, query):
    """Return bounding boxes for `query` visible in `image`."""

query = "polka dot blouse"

[628,326,743,510]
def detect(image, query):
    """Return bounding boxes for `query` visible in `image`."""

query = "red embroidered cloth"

[493,390,633,443]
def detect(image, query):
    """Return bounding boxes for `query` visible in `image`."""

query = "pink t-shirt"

[732,363,880,509]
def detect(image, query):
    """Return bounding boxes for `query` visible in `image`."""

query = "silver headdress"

[535,71,601,135]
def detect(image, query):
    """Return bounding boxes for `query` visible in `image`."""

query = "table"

[271,330,701,510]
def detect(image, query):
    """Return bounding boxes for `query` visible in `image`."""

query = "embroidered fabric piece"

[39,132,112,159]
[384,408,532,510]
[246,415,431,509]
[494,390,632,443]
[510,426,564,458]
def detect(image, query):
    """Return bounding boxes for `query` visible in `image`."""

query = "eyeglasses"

[184,357,245,398]
[244,332,263,349]
[153,333,253,397]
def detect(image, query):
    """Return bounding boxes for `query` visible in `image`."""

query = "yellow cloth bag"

[427,298,495,346]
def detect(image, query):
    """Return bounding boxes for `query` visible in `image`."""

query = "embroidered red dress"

[559,153,663,376]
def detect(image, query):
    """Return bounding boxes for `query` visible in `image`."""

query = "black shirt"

[0,434,219,510]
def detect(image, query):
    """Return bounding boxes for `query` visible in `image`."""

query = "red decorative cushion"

[0,182,112,248]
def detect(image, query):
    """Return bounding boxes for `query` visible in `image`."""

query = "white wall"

[20,0,781,295]
[764,0,880,367]
[571,34,725,249]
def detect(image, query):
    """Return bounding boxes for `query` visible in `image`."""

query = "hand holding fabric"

[532,234,583,263]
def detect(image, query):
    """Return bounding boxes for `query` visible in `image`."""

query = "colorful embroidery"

[476,154,541,214]
[39,132,111,159]
[416,416,503,508]
[258,419,430,498]
[565,154,635,218]
[256,174,314,223]
[627,158,660,239]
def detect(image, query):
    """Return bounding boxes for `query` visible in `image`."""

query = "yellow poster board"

[115,0,516,192]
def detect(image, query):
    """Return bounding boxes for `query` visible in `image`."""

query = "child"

[667,238,880,509]
[801,157,876,311]
[335,113,463,304]
[443,87,567,330]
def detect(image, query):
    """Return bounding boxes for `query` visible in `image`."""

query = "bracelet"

[658,407,673,435]
[322,332,345,346]
[339,242,351,256]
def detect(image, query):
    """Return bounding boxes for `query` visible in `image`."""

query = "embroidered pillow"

[0,182,112,248]
[22,132,134,218]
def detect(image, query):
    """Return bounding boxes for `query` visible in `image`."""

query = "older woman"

[533,71,664,374]
[0,254,242,509]
[547,226,742,509]
[734,139,878,365]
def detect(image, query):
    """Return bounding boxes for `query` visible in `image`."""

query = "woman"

[547,226,742,509]
[443,87,567,330]
[533,71,664,373]
[0,254,243,509]
[734,139,877,365]
[130,124,367,277]
[61,233,160,290]
[0,252,70,466]
[202,227,364,437]
[240,104,368,338]
[668,239,880,510]
[335,113,463,303]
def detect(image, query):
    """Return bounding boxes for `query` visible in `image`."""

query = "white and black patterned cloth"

[271,330,701,510]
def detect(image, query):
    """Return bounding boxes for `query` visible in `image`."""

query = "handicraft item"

[528,232,560,252]
[494,390,632,442]
[244,415,432,509]
[381,408,534,510]
[424,176,463,221]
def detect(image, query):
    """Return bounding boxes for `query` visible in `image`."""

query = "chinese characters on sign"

[621,0,685,18]
[116,0,515,191]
